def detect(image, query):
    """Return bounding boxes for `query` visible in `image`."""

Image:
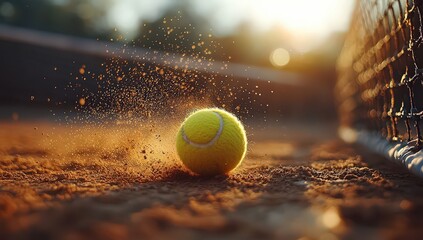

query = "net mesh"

[337,0,423,148]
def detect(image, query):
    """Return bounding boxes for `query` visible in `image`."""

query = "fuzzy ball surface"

[176,108,247,176]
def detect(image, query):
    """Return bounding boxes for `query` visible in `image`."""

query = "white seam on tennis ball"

[181,111,224,148]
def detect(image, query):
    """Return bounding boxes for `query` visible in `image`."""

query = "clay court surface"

[1,111,423,240]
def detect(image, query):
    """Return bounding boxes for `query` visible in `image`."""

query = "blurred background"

[0,0,355,123]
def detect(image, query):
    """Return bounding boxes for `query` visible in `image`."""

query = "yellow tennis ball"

[176,108,247,176]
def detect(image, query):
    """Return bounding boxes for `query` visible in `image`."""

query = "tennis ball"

[176,108,247,176]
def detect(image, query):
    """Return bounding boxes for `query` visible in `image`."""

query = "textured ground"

[1,117,423,240]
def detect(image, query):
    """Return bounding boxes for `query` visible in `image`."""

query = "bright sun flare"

[247,0,354,51]
[109,0,354,52]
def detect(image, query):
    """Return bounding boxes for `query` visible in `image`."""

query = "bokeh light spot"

[321,207,341,229]
[0,2,15,18]
[79,98,86,106]
[270,48,290,67]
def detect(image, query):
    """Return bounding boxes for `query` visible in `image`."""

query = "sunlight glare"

[105,0,354,52]
[249,0,354,51]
